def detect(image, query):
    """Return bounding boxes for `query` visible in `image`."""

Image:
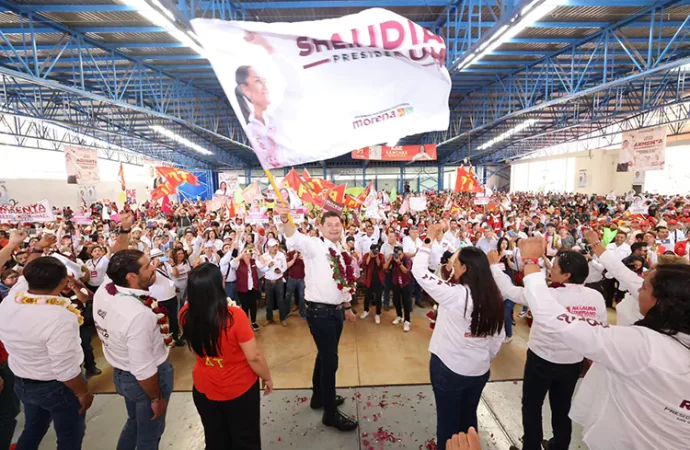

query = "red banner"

[156,167,199,188]
[352,145,437,162]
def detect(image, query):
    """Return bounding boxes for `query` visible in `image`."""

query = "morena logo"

[680,400,690,411]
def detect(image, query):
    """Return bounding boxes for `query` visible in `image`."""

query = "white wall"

[0,145,150,208]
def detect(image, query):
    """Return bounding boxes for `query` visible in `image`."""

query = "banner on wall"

[0,181,9,205]
[620,126,667,172]
[65,147,100,185]
[191,8,451,169]
[0,200,55,222]
[77,185,98,205]
[351,144,437,162]
[126,189,137,205]
[578,169,588,188]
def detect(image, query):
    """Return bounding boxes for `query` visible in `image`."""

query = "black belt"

[17,377,55,384]
[306,301,343,310]
[265,279,283,284]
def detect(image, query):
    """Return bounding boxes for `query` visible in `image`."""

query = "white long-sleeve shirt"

[0,288,83,382]
[522,272,690,450]
[93,282,169,380]
[256,251,287,281]
[491,265,608,364]
[599,250,644,327]
[413,248,504,376]
[220,251,237,283]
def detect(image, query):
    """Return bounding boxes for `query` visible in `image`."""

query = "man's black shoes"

[322,410,358,431]
[310,394,345,410]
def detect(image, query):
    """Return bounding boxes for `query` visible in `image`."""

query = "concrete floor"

[13,381,587,450]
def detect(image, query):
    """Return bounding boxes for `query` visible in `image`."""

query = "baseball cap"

[267,239,278,247]
[150,248,164,258]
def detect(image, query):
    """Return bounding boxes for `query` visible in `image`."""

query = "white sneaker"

[360,311,369,319]
[374,315,381,324]
[403,321,411,332]
[504,336,513,344]
[392,317,403,325]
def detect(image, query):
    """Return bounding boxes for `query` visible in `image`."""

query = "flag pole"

[263,168,295,227]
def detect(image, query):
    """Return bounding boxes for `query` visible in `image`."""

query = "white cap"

[132,227,142,232]
[204,241,215,248]
[267,239,278,247]
[150,248,164,258]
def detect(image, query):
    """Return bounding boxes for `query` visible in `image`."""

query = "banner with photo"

[64,146,100,185]
[620,126,667,172]
[218,173,240,196]
[0,200,55,223]
[77,185,98,205]
[192,8,451,169]
[352,144,437,161]
[0,181,9,205]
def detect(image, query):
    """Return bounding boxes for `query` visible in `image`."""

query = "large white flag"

[192,8,451,169]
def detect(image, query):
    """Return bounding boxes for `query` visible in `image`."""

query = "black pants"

[79,325,97,370]
[306,304,344,416]
[392,283,412,322]
[159,296,180,340]
[363,285,382,315]
[0,362,20,450]
[238,290,258,323]
[601,277,621,308]
[264,281,286,321]
[522,349,583,450]
[192,380,261,450]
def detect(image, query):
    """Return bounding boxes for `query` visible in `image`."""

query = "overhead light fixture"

[455,0,557,72]
[150,125,213,155]
[120,0,205,56]
[477,119,537,151]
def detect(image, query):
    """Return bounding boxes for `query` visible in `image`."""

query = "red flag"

[160,195,173,215]
[357,181,373,203]
[156,167,199,188]
[119,163,126,191]
[454,167,483,193]
[284,169,318,205]
[151,180,176,201]
[344,194,362,210]
[324,184,346,205]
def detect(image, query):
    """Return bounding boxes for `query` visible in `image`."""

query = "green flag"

[390,187,397,203]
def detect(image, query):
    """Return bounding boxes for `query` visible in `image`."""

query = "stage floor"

[88,304,618,395]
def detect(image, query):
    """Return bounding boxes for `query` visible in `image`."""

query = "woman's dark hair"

[235,65,252,123]
[497,237,510,252]
[555,250,589,284]
[181,263,234,358]
[107,250,145,287]
[1,268,18,282]
[24,257,67,291]
[172,247,188,264]
[457,247,505,337]
[636,264,690,337]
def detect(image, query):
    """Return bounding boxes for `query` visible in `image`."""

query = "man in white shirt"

[355,221,379,257]
[490,250,607,450]
[257,239,288,326]
[0,257,94,449]
[475,226,498,254]
[275,200,358,432]
[380,230,397,310]
[604,231,631,307]
[666,219,686,246]
[93,245,173,449]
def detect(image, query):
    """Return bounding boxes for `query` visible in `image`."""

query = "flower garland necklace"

[15,292,84,326]
[327,246,357,301]
[105,283,174,348]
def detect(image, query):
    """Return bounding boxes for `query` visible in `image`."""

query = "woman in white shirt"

[149,249,184,346]
[167,247,191,306]
[85,245,110,291]
[519,234,690,450]
[412,225,505,448]
[204,229,223,252]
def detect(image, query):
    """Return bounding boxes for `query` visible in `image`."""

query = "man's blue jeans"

[265,281,287,322]
[285,277,306,318]
[224,281,237,302]
[306,305,344,416]
[13,377,85,450]
[113,360,174,450]
[505,300,516,338]
[383,272,392,307]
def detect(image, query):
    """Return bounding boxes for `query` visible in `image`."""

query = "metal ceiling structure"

[0,0,688,169]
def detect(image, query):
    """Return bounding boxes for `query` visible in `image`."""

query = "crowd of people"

[0,186,688,450]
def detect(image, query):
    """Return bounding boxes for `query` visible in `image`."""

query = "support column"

[399,166,405,193]
[245,168,251,184]
[417,175,420,192]
[363,165,367,187]
[437,164,444,191]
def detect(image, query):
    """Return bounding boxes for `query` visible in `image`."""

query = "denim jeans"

[522,349,583,450]
[383,272,392,307]
[285,277,306,318]
[113,360,174,450]
[430,354,489,448]
[224,282,237,302]
[265,281,286,321]
[412,278,423,305]
[0,362,20,450]
[306,305,344,416]
[504,300,516,338]
[13,377,86,450]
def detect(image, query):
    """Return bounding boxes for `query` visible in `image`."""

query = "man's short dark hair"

[655,226,667,232]
[616,230,627,237]
[320,212,343,225]
[107,250,145,288]
[24,257,67,291]
[555,250,589,284]
[631,242,647,254]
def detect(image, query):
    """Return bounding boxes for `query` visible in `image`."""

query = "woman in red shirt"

[180,263,273,450]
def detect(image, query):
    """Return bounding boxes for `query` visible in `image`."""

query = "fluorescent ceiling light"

[477,119,537,151]
[150,125,213,155]
[457,0,557,72]
[120,0,205,56]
